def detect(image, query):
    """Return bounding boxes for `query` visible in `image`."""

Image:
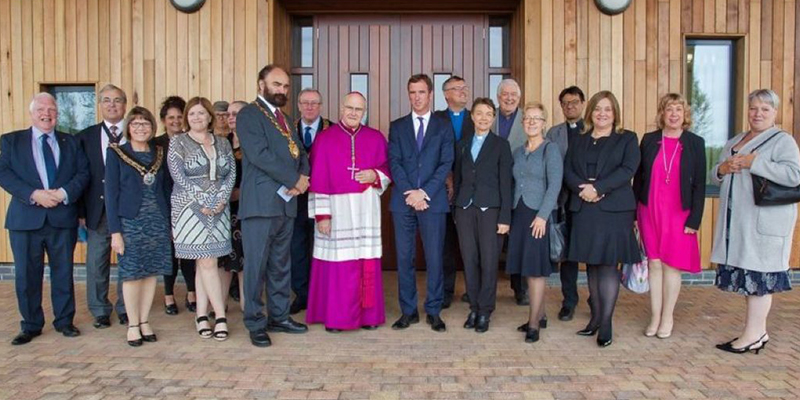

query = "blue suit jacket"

[104,142,170,234]
[388,113,454,213]
[0,128,90,231]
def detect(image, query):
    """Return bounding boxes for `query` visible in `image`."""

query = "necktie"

[304,126,313,149]
[274,109,289,132]
[416,117,425,151]
[41,134,57,188]
[109,125,120,144]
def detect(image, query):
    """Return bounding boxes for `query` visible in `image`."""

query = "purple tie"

[416,117,425,151]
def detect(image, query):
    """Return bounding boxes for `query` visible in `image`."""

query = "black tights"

[586,264,620,340]
[164,258,196,296]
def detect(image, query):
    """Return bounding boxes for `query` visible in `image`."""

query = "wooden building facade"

[0,0,798,267]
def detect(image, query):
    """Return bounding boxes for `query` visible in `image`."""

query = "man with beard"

[236,65,310,347]
[304,92,391,332]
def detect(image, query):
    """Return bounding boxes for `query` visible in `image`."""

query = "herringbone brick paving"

[1,273,799,399]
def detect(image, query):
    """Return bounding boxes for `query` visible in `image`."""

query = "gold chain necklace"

[253,102,300,159]
[110,144,164,185]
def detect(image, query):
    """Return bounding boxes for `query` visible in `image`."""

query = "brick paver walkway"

[1,273,799,399]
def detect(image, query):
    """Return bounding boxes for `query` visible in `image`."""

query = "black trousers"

[454,206,500,317]
[443,211,459,298]
[290,216,314,303]
[242,216,293,332]
[559,207,579,308]
[163,256,195,296]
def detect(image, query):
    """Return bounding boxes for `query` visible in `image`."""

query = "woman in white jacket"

[711,89,800,354]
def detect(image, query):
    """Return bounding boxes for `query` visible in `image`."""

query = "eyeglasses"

[343,105,365,114]
[129,121,151,129]
[522,116,546,123]
[101,97,126,105]
[299,101,321,107]
[561,99,582,107]
[444,85,469,92]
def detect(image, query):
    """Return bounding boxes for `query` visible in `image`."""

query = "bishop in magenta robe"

[305,92,392,331]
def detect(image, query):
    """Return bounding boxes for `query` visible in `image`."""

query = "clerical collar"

[338,121,362,135]
[449,108,464,117]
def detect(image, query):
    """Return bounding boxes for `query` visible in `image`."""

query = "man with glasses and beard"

[236,65,311,347]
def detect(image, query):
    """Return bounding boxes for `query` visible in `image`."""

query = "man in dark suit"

[77,84,128,328]
[0,93,90,345]
[433,76,474,308]
[389,74,454,332]
[289,88,331,315]
[237,65,311,347]
[544,86,586,322]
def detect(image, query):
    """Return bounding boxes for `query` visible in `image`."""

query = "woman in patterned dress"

[106,106,172,346]
[168,97,236,341]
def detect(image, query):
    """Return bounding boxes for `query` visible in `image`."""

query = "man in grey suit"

[544,86,586,321]
[491,78,527,305]
[236,64,311,347]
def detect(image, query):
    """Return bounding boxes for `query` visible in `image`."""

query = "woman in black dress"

[106,107,172,346]
[564,91,641,347]
[218,101,246,312]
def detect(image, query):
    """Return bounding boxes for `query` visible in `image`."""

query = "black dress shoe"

[250,330,272,347]
[525,328,540,343]
[127,325,143,347]
[460,293,469,303]
[55,324,81,337]
[140,321,157,342]
[558,306,575,321]
[597,337,613,347]
[442,295,453,309]
[515,294,530,306]
[325,328,342,333]
[289,298,307,315]
[93,316,111,329]
[463,312,478,329]
[11,330,41,345]
[391,312,420,330]
[517,322,531,332]
[539,316,548,329]
[426,314,446,332]
[361,325,379,330]
[267,318,308,334]
[165,303,179,315]
[576,325,599,336]
[118,314,129,325]
[475,315,490,333]
[597,326,613,347]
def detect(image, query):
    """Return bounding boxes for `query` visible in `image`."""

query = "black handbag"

[747,131,800,206]
[542,143,568,262]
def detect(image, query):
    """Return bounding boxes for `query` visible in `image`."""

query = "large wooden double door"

[308,14,491,268]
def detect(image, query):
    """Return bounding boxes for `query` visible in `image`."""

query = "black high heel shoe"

[525,328,540,343]
[516,317,548,333]
[127,325,143,347]
[716,333,767,354]
[576,325,599,336]
[140,321,157,342]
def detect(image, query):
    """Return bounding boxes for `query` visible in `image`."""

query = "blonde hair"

[582,90,623,134]
[655,93,692,130]
[523,101,548,122]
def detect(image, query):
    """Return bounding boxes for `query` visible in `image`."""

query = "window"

[350,74,368,125]
[41,84,96,135]
[488,18,512,105]
[685,39,738,193]
[433,73,452,112]
[291,18,315,121]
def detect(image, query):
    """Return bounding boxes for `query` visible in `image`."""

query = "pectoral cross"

[348,163,360,180]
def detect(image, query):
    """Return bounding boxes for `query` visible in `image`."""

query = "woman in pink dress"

[633,93,706,339]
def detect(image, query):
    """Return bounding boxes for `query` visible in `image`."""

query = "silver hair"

[496,78,521,98]
[298,88,323,102]
[29,92,57,113]
[98,84,127,103]
[229,100,248,109]
[748,89,780,110]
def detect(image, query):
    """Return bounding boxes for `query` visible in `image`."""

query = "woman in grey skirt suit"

[711,89,800,354]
